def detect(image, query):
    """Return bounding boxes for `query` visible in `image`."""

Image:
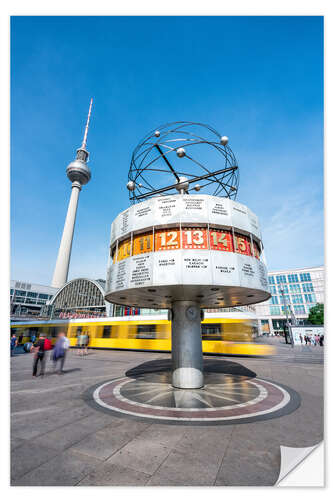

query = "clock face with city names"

[113,227,260,262]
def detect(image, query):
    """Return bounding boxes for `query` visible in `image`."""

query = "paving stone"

[29,417,108,452]
[11,437,27,450]
[12,449,102,486]
[11,441,59,482]
[146,448,218,486]
[70,426,141,460]
[174,425,234,462]
[106,434,172,475]
[131,422,186,448]
[215,424,281,486]
[78,462,150,486]
[11,404,95,439]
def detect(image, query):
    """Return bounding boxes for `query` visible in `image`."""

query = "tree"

[307,303,324,325]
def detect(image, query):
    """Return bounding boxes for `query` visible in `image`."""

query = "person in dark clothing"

[32,334,46,377]
[10,334,18,356]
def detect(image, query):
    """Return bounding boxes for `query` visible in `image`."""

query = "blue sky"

[11,16,323,285]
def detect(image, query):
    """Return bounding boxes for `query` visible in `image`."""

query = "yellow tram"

[10,311,275,356]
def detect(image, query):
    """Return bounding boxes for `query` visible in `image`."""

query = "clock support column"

[171,300,204,389]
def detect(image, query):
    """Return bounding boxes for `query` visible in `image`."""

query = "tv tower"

[51,99,93,288]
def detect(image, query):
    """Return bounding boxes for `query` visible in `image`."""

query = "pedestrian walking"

[319,334,324,347]
[52,331,70,373]
[83,332,89,355]
[299,334,303,344]
[31,334,47,377]
[77,332,86,356]
[10,334,18,356]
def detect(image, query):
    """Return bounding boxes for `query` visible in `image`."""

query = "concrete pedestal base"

[171,300,204,389]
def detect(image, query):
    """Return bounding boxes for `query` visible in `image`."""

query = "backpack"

[44,338,52,351]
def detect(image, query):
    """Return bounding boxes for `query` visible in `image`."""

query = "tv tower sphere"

[66,157,91,185]
[51,99,93,289]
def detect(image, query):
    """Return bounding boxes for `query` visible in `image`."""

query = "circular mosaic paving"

[92,371,300,425]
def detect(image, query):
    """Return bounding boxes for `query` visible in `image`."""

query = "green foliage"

[307,303,324,325]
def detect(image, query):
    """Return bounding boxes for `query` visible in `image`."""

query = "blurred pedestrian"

[77,332,85,356]
[83,332,89,355]
[52,331,70,374]
[31,333,47,377]
[10,334,18,356]
[319,334,324,347]
[299,334,303,344]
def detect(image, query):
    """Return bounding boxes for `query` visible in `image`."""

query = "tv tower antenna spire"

[51,99,93,288]
[81,98,93,150]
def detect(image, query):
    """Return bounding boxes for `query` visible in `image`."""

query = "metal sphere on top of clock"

[127,122,239,203]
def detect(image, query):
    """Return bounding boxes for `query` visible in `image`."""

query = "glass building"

[254,265,324,334]
[10,280,58,320]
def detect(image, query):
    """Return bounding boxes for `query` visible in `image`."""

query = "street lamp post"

[280,288,294,347]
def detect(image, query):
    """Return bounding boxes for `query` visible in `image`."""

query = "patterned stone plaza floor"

[10,339,323,486]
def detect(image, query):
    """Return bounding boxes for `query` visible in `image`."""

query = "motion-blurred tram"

[10,311,275,356]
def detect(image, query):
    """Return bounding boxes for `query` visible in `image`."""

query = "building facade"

[10,280,58,320]
[47,278,109,318]
[254,265,324,334]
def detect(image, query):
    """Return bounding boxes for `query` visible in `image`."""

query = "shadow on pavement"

[126,358,256,383]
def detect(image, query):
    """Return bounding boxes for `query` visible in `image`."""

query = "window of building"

[38,293,49,299]
[271,296,279,304]
[10,288,14,295]
[15,290,27,297]
[302,283,314,293]
[269,285,276,295]
[27,292,38,298]
[281,305,292,314]
[300,272,311,282]
[14,297,25,303]
[304,293,316,304]
[276,275,287,284]
[289,284,301,293]
[279,293,290,303]
[278,285,289,294]
[288,274,299,283]
[270,306,280,315]
[268,276,275,284]
[25,298,37,304]
[294,305,306,314]
[292,294,303,304]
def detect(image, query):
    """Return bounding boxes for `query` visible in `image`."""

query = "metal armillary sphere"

[127,121,239,203]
